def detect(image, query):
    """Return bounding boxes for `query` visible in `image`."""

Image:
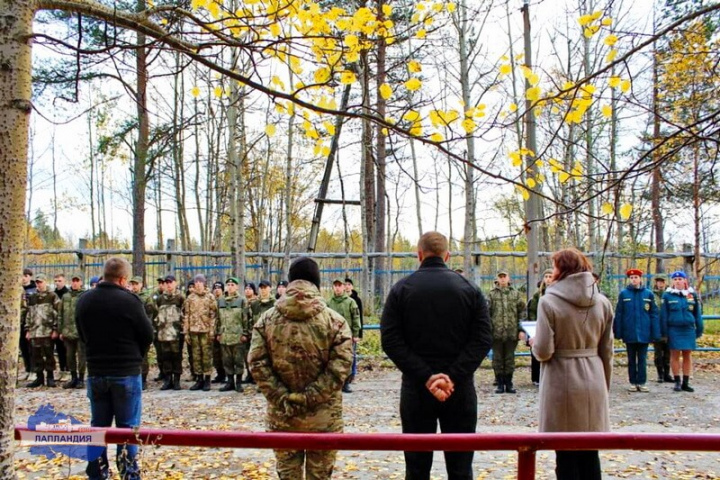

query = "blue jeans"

[351,342,358,378]
[626,343,649,386]
[86,375,142,480]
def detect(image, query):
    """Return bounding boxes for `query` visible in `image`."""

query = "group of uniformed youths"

[19,268,363,395]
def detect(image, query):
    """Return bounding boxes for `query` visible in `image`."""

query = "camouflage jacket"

[217,293,247,345]
[24,290,60,339]
[59,288,85,339]
[155,290,185,342]
[487,285,526,341]
[137,289,158,321]
[248,280,353,432]
[327,293,361,337]
[183,290,218,335]
[252,297,276,324]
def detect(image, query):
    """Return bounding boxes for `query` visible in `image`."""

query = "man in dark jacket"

[76,257,154,480]
[381,231,492,480]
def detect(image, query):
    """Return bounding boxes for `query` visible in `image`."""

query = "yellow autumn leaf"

[416,29,427,39]
[447,2,456,12]
[578,14,594,26]
[509,151,522,167]
[409,122,422,136]
[526,86,541,101]
[461,118,476,134]
[270,22,281,36]
[379,83,393,100]
[213,86,223,98]
[602,17,613,26]
[408,60,422,73]
[601,202,614,216]
[207,0,220,17]
[601,105,612,118]
[516,185,530,201]
[314,67,331,84]
[529,73,540,85]
[190,86,201,97]
[265,124,276,136]
[340,71,356,84]
[403,110,420,122]
[324,121,336,136]
[608,76,621,88]
[620,79,631,93]
[382,4,392,16]
[430,132,444,142]
[559,171,571,183]
[499,64,512,75]
[604,34,618,46]
[619,203,633,220]
[606,49,617,63]
[405,77,422,91]
[381,127,389,136]
[509,103,518,112]
[526,178,536,188]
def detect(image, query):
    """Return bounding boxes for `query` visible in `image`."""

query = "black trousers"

[400,378,477,480]
[555,451,601,480]
[19,324,32,373]
[531,352,540,384]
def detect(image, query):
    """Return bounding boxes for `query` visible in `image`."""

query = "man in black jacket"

[76,257,153,480]
[381,231,492,480]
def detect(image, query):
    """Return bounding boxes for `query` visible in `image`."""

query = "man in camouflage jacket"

[155,275,185,390]
[24,274,61,388]
[183,274,219,391]
[58,273,86,389]
[216,277,248,392]
[327,278,361,393]
[487,271,527,394]
[130,276,157,390]
[249,258,353,480]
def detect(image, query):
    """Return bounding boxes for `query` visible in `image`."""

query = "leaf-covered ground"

[13,350,720,479]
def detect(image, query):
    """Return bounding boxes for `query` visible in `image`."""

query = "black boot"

[26,372,44,389]
[76,374,85,389]
[189,376,204,391]
[211,372,226,384]
[46,371,56,388]
[142,374,148,391]
[656,366,664,383]
[154,372,166,382]
[494,375,505,394]
[235,375,244,392]
[173,374,181,391]
[663,367,674,383]
[63,371,78,389]
[160,375,173,391]
[492,375,499,386]
[202,375,211,392]
[681,376,694,392]
[673,375,682,392]
[505,374,517,394]
[219,377,235,392]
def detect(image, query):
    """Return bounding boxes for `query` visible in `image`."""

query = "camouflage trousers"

[213,339,224,375]
[189,333,213,376]
[30,337,55,373]
[491,339,518,376]
[274,449,337,480]
[63,338,86,377]
[159,340,183,375]
[221,343,246,376]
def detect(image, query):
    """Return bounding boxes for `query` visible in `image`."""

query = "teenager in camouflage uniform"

[249,257,353,480]
[241,282,261,384]
[216,277,248,392]
[211,281,227,385]
[151,277,166,381]
[487,271,527,394]
[129,276,157,390]
[58,273,86,389]
[155,275,185,391]
[24,274,61,388]
[183,274,219,391]
[327,278,361,393]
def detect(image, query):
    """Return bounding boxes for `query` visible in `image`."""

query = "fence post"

[166,239,176,276]
[78,239,87,280]
[517,449,536,480]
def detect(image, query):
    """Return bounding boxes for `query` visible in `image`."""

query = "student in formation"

[58,273,87,389]
[183,274,219,392]
[613,268,659,392]
[129,276,158,390]
[660,271,703,392]
[216,277,248,392]
[241,282,259,384]
[155,275,185,391]
[526,269,554,386]
[328,278,361,393]
[211,281,228,385]
[24,274,61,388]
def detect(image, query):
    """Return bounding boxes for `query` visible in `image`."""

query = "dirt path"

[13,354,720,479]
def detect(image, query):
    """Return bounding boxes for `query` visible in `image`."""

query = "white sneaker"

[628,385,638,392]
[637,385,649,392]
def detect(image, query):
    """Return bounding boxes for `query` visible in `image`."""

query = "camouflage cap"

[332,277,345,285]
[543,268,554,276]
[496,270,509,277]
[130,276,143,284]
[71,273,83,281]
[35,273,48,282]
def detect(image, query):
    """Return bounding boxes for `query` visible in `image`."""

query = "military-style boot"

[189,375,203,391]
[673,375,682,392]
[76,374,85,389]
[494,375,505,394]
[142,374,148,391]
[160,375,173,391]
[202,375,211,392]
[656,366,664,383]
[235,375,244,393]
[505,374,517,394]
[211,372,226,384]
[219,376,235,392]
[46,371,56,388]
[172,374,181,391]
[63,371,78,389]
[681,376,694,392]
[26,372,44,389]
[663,367,674,383]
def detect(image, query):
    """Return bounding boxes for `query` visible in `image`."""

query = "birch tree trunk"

[374,0,387,297]
[132,0,149,278]
[0,1,32,476]
[360,48,374,314]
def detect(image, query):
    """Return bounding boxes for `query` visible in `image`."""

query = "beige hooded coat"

[532,272,614,432]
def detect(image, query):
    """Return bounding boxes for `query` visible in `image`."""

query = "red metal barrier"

[15,426,720,479]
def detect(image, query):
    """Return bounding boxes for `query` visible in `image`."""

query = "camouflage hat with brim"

[130,276,143,284]
[496,271,509,277]
[35,273,48,282]
[332,277,345,285]
[71,273,83,281]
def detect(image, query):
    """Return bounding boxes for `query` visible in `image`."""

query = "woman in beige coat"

[532,248,614,480]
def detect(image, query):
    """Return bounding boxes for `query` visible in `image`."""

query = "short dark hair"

[551,248,592,282]
[418,231,448,258]
[103,257,131,283]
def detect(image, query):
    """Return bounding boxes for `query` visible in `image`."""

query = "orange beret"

[626,269,643,277]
